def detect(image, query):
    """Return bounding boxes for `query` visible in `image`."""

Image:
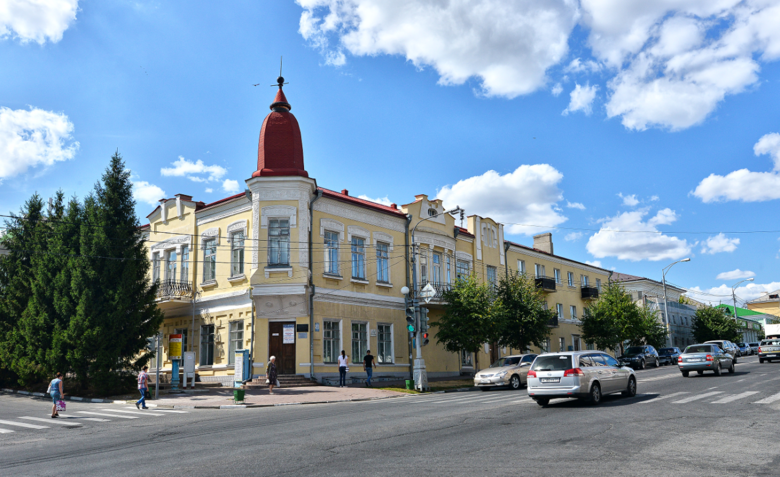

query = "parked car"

[704,340,739,362]
[474,354,537,391]
[678,343,734,377]
[658,347,682,365]
[617,345,660,369]
[749,342,760,354]
[736,342,751,356]
[527,352,636,406]
[758,338,780,363]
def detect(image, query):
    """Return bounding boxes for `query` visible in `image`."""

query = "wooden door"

[490,343,499,365]
[269,322,296,375]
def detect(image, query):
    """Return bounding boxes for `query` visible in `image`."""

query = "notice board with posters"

[283,324,295,344]
[169,334,182,360]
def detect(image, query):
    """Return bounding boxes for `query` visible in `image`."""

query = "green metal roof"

[715,304,771,317]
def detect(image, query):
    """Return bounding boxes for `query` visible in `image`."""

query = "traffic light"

[419,306,430,334]
[422,332,430,347]
[406,305,416,333]
[145,337,156,352]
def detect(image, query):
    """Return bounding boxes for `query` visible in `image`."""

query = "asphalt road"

[1,355,779,476]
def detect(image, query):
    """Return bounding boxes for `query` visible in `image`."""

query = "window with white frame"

[166,250,177,281]
[581,274,589,287]
[203,239,216,282]
[200,324,214,366]
[570,305,577,320]
[180,246,189,282]
[377,324,392,364]
[228,320,244,365]
[152,255,160,282]
[351,322,367,364]
[487,266,497,288]
[446,255,452,283]
[432,252,442,284]
[517,259,526,275]
[461,350,473,367]
[268,219,290,266]
[543,338,550,353]
[567,271,574,287]
[322,320,340,364]
[420,254,428,282]
[556,303,564,320]
[535,263,545,278]
[231,231,244,277]
[596,278,601,290]
[559,337,566,351]
[324,231,339,275]
[456,260,470,280]
[351,237,366,279]
[554,268,561,284]
[377,242,389,283]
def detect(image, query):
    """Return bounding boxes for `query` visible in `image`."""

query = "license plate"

[767,354,777,357]
[480,380,491,384]
[688,359,702,362]
[540,378,560,383]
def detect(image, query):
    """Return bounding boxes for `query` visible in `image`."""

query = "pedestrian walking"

[136,365,149,410]
[363,350,376,387]
[266,356,278,395]
[49,372,64,418]
[338,350,349,387]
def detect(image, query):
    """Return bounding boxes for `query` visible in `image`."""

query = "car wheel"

[654,358,659,367]
[588,383,602,405]
[509,375,521,390]
[760,359,764,363]
[535,398,549,407]
[697,370,703,375]
[728,361,735,374]
[682,371,689,377]
[639,360,645,370]
[622,376,637,397]
[714,363,722,376]
[480,387,491,392]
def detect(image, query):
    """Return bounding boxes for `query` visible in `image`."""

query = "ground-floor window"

[377,324,392,364]
[200,325,214,366]
[173,328,189,354]
[542,338,550,353]
[559,337,566,352]
[352,322,367,365]
[323,320,340,364]
[461,350,473,367]
[586,342,594,351]
[572,335,582,351]
[228,320,244,365]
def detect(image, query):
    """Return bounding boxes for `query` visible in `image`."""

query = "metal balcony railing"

[535,276,557,292]
[581,286,599,300]
[547,316,559,327]
[419,281,452,301]
[155,279,193,300]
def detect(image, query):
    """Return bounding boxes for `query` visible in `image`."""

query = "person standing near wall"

[266,356,278,395]
[337,350,348,387]
[363,350,376,387]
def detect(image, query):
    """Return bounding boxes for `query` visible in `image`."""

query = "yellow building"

[144,81,610,384]
[747,290,780,318]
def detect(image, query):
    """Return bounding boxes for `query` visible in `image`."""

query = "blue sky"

[2,0,780,304]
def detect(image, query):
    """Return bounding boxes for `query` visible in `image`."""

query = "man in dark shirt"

[363,350,376,387]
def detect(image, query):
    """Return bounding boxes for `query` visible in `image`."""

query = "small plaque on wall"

[370,329,377,337]
[296,324,309,332]
[298,332,308,339]
[314,322,320,332]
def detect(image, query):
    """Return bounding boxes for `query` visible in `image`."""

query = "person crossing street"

[136,366,149,410]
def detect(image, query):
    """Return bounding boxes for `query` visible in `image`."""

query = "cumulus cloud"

[565,232,583,241]
[586,260,603,268]
[436,164,567,235]
[551,83,563,96]
[132,180,166,206]
[692,132,780,202]
[686,281,780,306]
[222,179,240,194]
[205,188,213,193]
[0,106,79,181]
[586,207,691,261]
[716,269,755,281]
[701,233,740,254]
[357,195,393,206]
[160,156,227,183]
[0,0,78,44]
[618,193,639,207]
[297,0,579,98]
[650,195,659,201]
[562,83,598,115]
[566,201,585,210]
[564,57,601,74]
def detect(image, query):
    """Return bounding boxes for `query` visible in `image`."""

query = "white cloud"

[701,233,740,254]
[551,83,563,96]
[618,193,639,207]
[160,156,227,183]
[297,0,579,98]
[586,207,691,261]
[564,57,601,73]
[586,260,603,268]
[0,0,78,44]
[132,181,166,206]
[650,195,659,201]
[692,132,780,202]
[566,201,585,210]
[436,164,567,236]
[565,232,583,241]
[222,179,240,194]
[686,281,780,306]
[205,188,213,193]
[357,195,393,206]
[562,83,598,116]
[716,269,755,281]
[0,106,79,181]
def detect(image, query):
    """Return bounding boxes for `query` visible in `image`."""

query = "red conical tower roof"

[252,79,307,178]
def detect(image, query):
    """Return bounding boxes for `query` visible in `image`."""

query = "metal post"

[410,242,428,392]
[155,332,161,399]
[661,274,672,348]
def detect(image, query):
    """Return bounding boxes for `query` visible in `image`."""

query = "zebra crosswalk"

[0,407,188,435]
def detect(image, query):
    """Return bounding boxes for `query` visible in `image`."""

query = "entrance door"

[490,342,499,365]
[269,322,296,374]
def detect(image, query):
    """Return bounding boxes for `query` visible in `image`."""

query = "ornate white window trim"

[201,227,220,249]
[372,231,394,251]
[320,218,345,241]
[151,234,191,252]
[347,225,370,242]
[226,220,248,243]
[455,251,473,263]
[261,205,297,228]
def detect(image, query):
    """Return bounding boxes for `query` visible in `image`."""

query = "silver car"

[474,354,537,391]
[704,340,739,363]
[527,351,637,407]
[679,343,734,376]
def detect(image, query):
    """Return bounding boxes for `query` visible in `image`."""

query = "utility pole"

[155,332,161,399]
[732,278,754,342]
[662,258,691,348]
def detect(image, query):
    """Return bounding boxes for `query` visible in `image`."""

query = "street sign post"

[169,334,183,393]
[420,283,436,303]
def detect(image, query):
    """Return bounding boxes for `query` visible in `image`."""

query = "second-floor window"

[487,266,497,288]
[570,305,577,320]
[203,239,216,282]
[376,242,389,283]
[535,263,545,278]
[517,260,525,275]
[554,268,561,284]
[152,255,160,282]
[432,253,442,284]
[351,237,365,279]
[567,271,574,287]
[446,255,451,283]
[231,231,244,277]
[456,260,470,280]
[324,231,339,275]
[581,275,589,287]
[268,219,290,266]
[596,278,602,290]
[166,250,177,281]
[556,303,564,319]
[180,246,189,282]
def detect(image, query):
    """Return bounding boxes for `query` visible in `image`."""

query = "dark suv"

[618,345,660,370]
[658,347,682,365]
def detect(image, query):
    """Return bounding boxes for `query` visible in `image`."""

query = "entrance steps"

[245,374,319,389]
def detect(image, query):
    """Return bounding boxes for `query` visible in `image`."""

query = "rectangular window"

[322,320,340,364]
[166,250,177,281]
[572,336,581,351]
[152,255,160,282]
[461,350,473,367]
[420,255,427,283]
[596,278,601,290]
[554,268,561,284]
[534,263,545,278]
[180,246,189,282]
[559,337,565,352]
[377,242,389,283]
[324,231,339,275]
[432,253,442,284]
[456,260,470,280]
[199,324,214,366]
[570,305,577,320]
[377,324,392,364]
[231,231,244,277]
[567,271,574,287]
[203,239,216,282]
[268,219,290,266]
[556,303,564,319]
[351,323,367,364]
[517,260,525,275]
[446,255,451,284]
[228,321,244,365]
[487,266,497,288]
[351,237,366,279]
[581,275,589,287]
[586,342,594,351]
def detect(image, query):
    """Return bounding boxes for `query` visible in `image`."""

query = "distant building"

[746,290,780,318]
[714,304,777,342]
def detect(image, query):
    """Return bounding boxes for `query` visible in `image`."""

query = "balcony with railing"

[535,276,557,292]
[419,280,453,303]
[547,315,559,327]
[581,286,599,300]
[155,279,193,302]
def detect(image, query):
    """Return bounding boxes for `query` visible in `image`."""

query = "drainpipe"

[309,189,323,382]
[405,213,413,383]
[503,242,510,278]
[248,286,255,382]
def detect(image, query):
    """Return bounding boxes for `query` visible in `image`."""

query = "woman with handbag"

[266,356,278,395]
[49,372,64,418]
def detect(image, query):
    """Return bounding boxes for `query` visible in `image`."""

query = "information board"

[234,351,243,388]
[169,334,182,360]
[283,324,295,344]
[183,351,195,373]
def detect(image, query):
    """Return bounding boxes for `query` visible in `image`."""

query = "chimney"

[533,233,554,254]
[341,189,349,196]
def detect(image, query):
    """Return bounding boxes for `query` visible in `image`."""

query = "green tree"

[491,273,553,353]
[636,305,667,349]
[691,306,741,343]
[433,274,494,370]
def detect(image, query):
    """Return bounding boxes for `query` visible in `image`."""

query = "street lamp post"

[732,278,754,341]
[662,258,691,348]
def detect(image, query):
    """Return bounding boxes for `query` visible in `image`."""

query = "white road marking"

[20,416,82,426]
[706,386,719,390]
[735,379,745,383]
[711,391,760,403]
[419,395,495,404]
[432,396,509,405]
[0,419,49,429]
[100,408,165,417]
[638,392,689,403]
[0,428,15,434]
[126,407,188,413]
[672,391,723,403]
[77,411,137,419]
[753,392,780,404]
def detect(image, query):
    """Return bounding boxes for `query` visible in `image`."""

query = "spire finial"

[275,56,288,89]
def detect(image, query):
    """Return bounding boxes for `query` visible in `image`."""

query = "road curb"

[1,388,114,403]
[129,393,412,410]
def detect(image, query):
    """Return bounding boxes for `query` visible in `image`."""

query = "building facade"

[747,290,780,318]
[144,82,610,384]
[715,305,776,343]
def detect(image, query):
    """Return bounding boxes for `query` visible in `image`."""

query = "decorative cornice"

[151,234,191,251]
[320,218,345,241]
[314,198,406,233]
[314,287,405,310]
[506,245,610,277]
[415,230,455,252]
[347,225,370,241]
[455,251,473,262]
[261,205,297,228]
[200,227,220,248]
[196,203,252,227]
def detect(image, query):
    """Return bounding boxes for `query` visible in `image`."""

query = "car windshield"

[490,357,521,368]
[659,348,675,355]
[737,343,746,347]
[761,340,780,346]
[749,343,758,346]
[624,347,644,356]
[685,345,712,354]
[531,355,572,371]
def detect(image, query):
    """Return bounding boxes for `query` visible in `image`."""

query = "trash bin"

[405,380,413,390]
[233,389,245,402]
